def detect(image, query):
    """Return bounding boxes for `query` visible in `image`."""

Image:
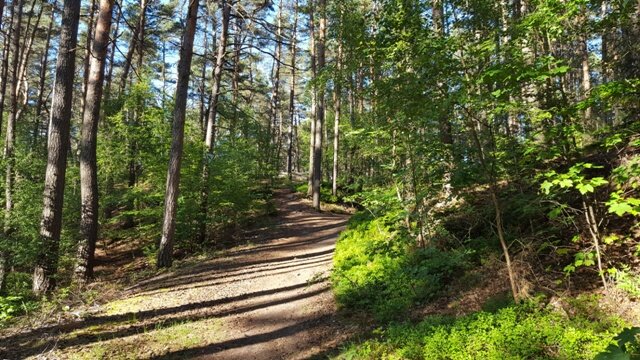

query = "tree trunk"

[199,0,230,244]
[312,0,326,210]
[33,0,81,296]
[15,0,44,123]
[230,16,242,138]
[307,0,316,196]
[269,0,284,167]
[0,5,16,141]
[157,0,200,268]
[81,0,97,120]
[287,0,298,179]
[0,2,14,292]
[119,0,147,93]
[32,5,55,149]
[104,4,120,101]
[74,0,114,286]
[5,0,24,236]
[332,40,342,197]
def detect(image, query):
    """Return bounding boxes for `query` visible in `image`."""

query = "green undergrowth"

[332,207,466,321]
[334,298,638,360]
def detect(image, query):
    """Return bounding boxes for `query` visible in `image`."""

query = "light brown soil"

[1,189,357,359]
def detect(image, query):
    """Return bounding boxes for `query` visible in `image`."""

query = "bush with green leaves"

[335,301,632,360]
[332,207,465,320]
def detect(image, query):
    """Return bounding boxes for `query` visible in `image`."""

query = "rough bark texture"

[75,0,114,286]
[32,6,55,148]
[269,0,284,165]
[33,0,81,296]
[81,0,98,120]
[199,0,230,243]
[332,41,342,197]
[312,0,326,210]
[5,0,23,236]
[307,1,316,196]
[287,0,298,179]
[0,10,13,138]
[157,0,200,268]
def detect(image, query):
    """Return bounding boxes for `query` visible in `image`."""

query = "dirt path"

[1,189,355,359]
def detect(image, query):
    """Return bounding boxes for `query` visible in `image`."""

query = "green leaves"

[540,163,608,196]
[606,191,640,217]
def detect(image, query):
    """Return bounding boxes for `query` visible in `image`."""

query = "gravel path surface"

[1,189,354,359]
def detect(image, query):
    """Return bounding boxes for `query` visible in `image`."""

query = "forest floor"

[0,189,361,359]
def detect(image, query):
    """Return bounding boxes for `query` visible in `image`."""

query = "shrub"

[335,303,629,360]
[332,211,465,320]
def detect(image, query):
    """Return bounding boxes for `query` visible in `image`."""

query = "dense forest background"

[0,0,638,357]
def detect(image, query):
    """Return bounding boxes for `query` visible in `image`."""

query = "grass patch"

[63,317,223,359]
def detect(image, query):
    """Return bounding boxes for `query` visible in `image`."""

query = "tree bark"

[307,0,316,196]
[312,0,326,210]
[287,0,299,179]
[199,0,230,243]
[332,39,342,197]
[157,0,200,268]
[33,0,81,296]
[74,0,114,286]
[104,4,120,101]
[0,5,16,141]
[81,0,97,116]
[269,0,284,166]
[32,5,55,148]
[5,0,24,235]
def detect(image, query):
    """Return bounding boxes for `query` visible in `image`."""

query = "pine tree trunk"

[199,0,230,244]
[269,0,284,167]
[307,1,316,196]
[32,5,54,148]
[104,5,120,101]
[81,0,97,119]
[75,0,114,286]
[287,0,298,179]
[0,6,16,141]
[332,40,342,197]
[157,0,200,268]
[33,0,81,296]
[5,0,24,236]
[312,0,326,210]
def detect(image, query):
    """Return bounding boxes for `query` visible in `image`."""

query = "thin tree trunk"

[75,0,114,286]
[0,6,16,140]
[0,0,17,293]
[332,41,342,196]
[269,0,284,166]
[119,0,147,93]
[32,6,55,149]
[199,0,230,243]
[312,0,326,210]
[157,0,200,268]
[198,14,209,135]
[15,0,43,122]
[230,16,242,138]
[104,4,120,101]
[33,0,81,295]
[81,0,97,120]
[307,0,316,196]
[5,0,24,236]
[287,0,298,179]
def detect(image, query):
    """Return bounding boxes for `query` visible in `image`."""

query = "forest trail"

[2,189,355,359]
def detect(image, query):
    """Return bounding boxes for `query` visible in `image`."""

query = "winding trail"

[1,189,353,359]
